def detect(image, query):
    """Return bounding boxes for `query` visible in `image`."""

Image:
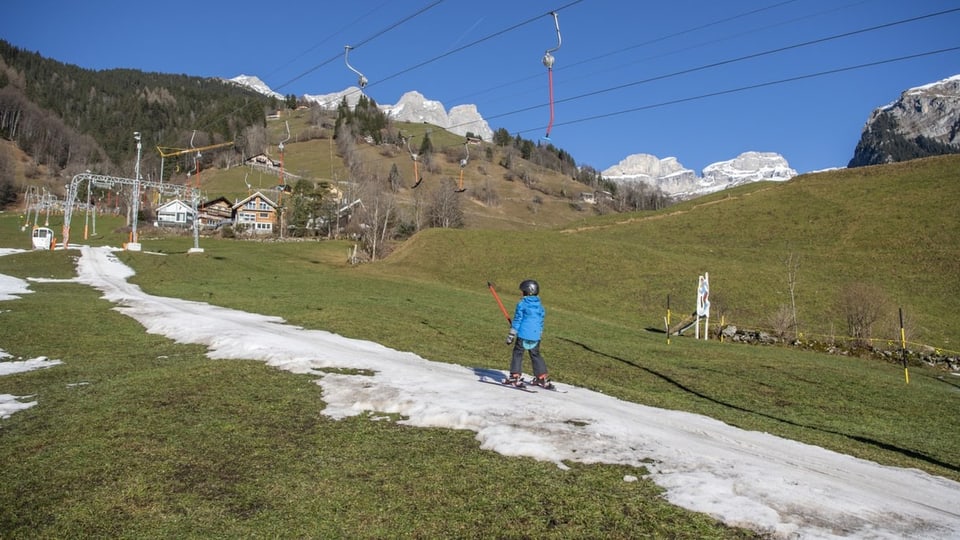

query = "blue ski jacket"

[511,295,545,342]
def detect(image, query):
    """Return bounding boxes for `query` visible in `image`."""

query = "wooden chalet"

[232,191,278,234]
[245,153,280,168]
[154,199,195,227]
[198,196,233,229]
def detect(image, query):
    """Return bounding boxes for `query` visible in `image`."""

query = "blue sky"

[4,0,959,174]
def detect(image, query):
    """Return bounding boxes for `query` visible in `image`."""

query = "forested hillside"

[0,39,272,176]
[0,39,674,243]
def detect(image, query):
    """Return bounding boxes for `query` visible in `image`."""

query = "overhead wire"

[329,3,960,184]
[260,0,391,88]
[334,5,960,177]
[267,0,447,95]
[478,6,960,125]
[527,0,877,100]
[530,45,960,136]
[329,42,960,182]
[447,0,814,104]
[367,0,586,90]
[167,1,446,147]
[179,2,957,185]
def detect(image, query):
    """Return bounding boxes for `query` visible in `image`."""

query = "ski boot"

[530,375,555,390]
[502,373,524,387]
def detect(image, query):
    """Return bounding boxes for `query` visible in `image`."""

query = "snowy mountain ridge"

[849,73,960,167]
[602,152,797,199]
[297,86,494,141]
[229,75,794,196]
[227,75,284,100]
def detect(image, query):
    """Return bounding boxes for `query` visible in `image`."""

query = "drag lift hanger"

[278,120,291,191]
[344,45,368,88]
[542,11,561,140]
[400,133,423,189]
[404,134,424,189]
[455,140,469,193]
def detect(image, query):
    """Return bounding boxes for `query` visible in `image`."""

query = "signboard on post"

[696,272,710,340]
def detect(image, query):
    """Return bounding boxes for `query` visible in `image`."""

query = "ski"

[524,379,568,393]
[478,378,537,393]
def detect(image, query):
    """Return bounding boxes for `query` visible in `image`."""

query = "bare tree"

[836,282,890,346]
[472,177,500,207]
[768,305,794,340]
[387,163,401,193]
[426,179,464,229]
[352,167,396,261]
[240,124,267,158]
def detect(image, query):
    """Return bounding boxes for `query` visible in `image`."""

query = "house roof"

[199,196,231,209]
[232,190,279,210]
[156,199,194,212]
[245,153,280,166]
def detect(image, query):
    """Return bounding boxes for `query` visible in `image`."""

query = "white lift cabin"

[31,227,54,250]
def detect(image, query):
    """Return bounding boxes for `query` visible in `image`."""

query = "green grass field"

[0,155,958,537]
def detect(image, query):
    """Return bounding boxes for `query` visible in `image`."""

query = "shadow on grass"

[927,373,960,390]
[473,367,506,383]
[558,336,960,475]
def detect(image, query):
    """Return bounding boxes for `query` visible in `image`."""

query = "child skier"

[504,279,555,390]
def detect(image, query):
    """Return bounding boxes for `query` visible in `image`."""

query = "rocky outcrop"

[381,91,494,141]
[849,74,960,167]
[602,151,796,199]
[299,88,494,141]
[447,104,493,141]
[227,75,283,100]
[701,151,796,190]
[383,91,447,126]
[302,86,366,109]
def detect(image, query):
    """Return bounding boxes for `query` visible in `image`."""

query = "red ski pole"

[487,282,512,325]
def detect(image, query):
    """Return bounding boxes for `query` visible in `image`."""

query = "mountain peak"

[229,75,493,141]
[850,73,960,167]
[227,75,283,100]
[381,91,493,140]
[603,151,796,199]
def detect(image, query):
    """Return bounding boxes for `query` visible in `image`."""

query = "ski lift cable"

[340,0,446,93]
[173,1,579,148]
[444,0,873,115]
[477,6,960,127]
[260,0,392,83]
[371,0,585,89]
[510,45,960,137]
[249,0,445,102]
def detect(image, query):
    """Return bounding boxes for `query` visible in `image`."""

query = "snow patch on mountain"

[231,74,495,141]
[227,75,283,100]
[602,152,797,199]
[381,91,494,141]
[303,87,367,109]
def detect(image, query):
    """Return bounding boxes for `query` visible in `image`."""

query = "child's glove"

[505,328,517,345]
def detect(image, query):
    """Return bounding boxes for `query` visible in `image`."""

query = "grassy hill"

[0,154,957,537]
[376,154,960,349]
[193,112,597,231]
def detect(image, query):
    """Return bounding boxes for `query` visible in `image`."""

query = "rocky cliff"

[380,91,494,141]
[602,151,796,199]
[299,88,494,141]
[849,74,960,167]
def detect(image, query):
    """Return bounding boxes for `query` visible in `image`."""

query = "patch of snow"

[1,246,959,538]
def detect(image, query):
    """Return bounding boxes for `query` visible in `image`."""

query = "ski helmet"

[519,279,539,296]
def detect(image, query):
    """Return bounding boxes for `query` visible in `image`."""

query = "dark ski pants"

[510,339,547,378]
